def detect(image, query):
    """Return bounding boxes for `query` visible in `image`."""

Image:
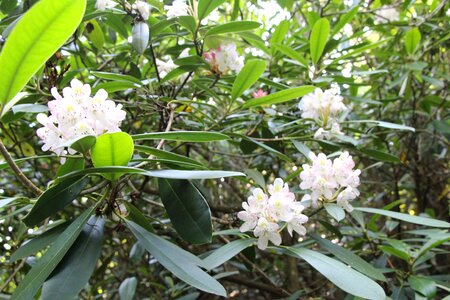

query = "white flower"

[254,217,281,250]
[204,43,244,75]
[36,79,126,156]
[237,178,308,250]
[299,151,361,212]
[165,0,190,18]
[374,7,399,24]
[156,58,177,78]
[132,1,151,21]
[95,0,117,10]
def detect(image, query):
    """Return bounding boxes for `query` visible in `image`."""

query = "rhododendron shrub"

[0,0,449,299]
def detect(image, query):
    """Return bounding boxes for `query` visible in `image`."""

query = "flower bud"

[132,22,149,55]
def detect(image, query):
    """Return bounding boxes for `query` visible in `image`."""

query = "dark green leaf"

[203,239,255,270]
[132,131,230,142]
[408,275,436,298]
[360,149,401,163]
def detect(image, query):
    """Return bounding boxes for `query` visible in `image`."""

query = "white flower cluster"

[298,87,347,139]
[132,0,151,21]
[374,6,399,24]
[95,0,117,11]
[204,43,244,75]
[299,152,361,212]
[36,79,126,156]
[156,48,190,81]
[238,178,308,250]
[165,0,190,18]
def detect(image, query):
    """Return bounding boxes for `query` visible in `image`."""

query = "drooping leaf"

[125,220,227,296]
[242,86,315,108]
[41,216,105,300]
[288,247,386,299]
[203,239,255,270]
[231,59,266,100]
[354,207,450,228]
[23,176,88,227]
[0,0,86,115]
[310,18,330,64]
[91,132,134,181]
[132,131,230,142]
[11,204,98,300]
[158,179,212,244]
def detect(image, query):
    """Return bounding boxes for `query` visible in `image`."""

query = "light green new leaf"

[231,59,266,100]
[11,204,98,300]
[272,44,308,68]
[354,207,450,228]
[288,247,386,299]
[125,220,227,296]
[0,0,86,116]
[242,86,315,108]
[132,131,230,142]
[310,18,330,64]
[197,0,225,21]
[330,6,359,37]
[41,216,105,300]
[205,21,261,37]
[405,28,421,55]
[158,179,212,244]
[85,20,104,50]
[203,239,255,270]
[270,20,290,46]
[309,233,386,282]
[91,132,134,181]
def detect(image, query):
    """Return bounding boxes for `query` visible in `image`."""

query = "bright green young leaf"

[205,21,261,36]
[310,233,386,282]
[0,0,86,116]
[132,131,230,142]
[203,239,255,270]
[177,16,197,34]
[41,216,105,300]
[125,220,227,296]
[59,135,96,155]
[11,203,98,300]
[158,179,212,244]
[10,222,70,263]
[354,207,450,228]
[405,28,421,55]
[231,59,266,100]
[330,6,359,37]
[288,247,386,299]
[91,71,142,85]
[119,277,138,300]
[310,18,330,64]
[272,44,308,68]
[197,0,225,21]
[242,86,315,108]
[85,20,104,50]
[91,132,134,181]
[23,176,88,227]
[270,20,290,46]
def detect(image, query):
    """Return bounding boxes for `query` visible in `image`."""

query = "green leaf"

[205,21,261,36]
[57,157,85,177]
[92,81,140,93]
[11,204,98,300]
[197,0,225,20]
[177,16,197,34]
[60,135,96,155]
[287,247,386,299]
[58,166,245,181]
[270,20,290,46]
[244,169,265,189]
[23,176,88,227]
[405,28,421,54]
[85,20,104,50]
[354,207,450,228]
[378,245,410,261]
[330,6,359,37]
[174,55,207,66]
[11,103,48,114]
[132,131,230,142]
[119,277,138,300]
[41,216,105,300]
[350,120,415,132]
[231,59,266,100]
[203,239,255,270]
[310,18,330,64]
[323,203,345,222]
[158,179,212,244]
[360,149,401,163]
[236,134,292,162]
[135,145,203,167]
[309,233,386,282]
[91,132,134,181]
[91,71,142,85]
[125,220,227,296]
[123,202,155,233]
[272,44,308,68]
[0,0,86,115]
[10,222,70,263]
[242,86,315,108]
[408,275,436,298]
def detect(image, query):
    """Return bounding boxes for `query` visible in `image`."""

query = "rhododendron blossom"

[132,0,151,21]
[252,89,267,98]
[299,151,361,212]
[36,79,126,157]
[165,0,190,18]
[95,0,117,11]
[238,178,308,250]
[204,43,244,75]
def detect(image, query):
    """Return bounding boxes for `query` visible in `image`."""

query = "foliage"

[0,0,449,299]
